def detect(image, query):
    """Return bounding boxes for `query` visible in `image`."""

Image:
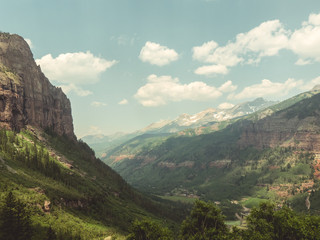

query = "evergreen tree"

[0,191,32,240]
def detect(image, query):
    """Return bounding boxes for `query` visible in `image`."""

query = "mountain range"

[83,97,277,158]
[99,86,320,217]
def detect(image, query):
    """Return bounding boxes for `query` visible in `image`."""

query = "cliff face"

[0,33,75,139]
[238,94,320,152]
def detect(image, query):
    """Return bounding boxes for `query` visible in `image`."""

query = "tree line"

[128,200,320,240]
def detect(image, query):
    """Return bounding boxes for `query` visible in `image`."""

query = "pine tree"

[0,191,32,240]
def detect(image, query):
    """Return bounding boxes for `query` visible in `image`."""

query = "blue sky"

[1,0,320,137]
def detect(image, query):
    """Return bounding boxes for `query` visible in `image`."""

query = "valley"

[2,19,320,238]
[94,88,320,220]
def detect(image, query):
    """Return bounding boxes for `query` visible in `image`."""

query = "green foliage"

[0,191,32,240]
[125,197,320,240]
[0,127,187,239]
[243,202,320,240]
[179,200,228,240]
[219,200,243,219]
[242,198,268,208]
[127,219,173,240]
[285,93,320,120]
[0,129,62,180]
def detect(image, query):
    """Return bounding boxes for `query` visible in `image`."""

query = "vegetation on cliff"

[0,128,187,239]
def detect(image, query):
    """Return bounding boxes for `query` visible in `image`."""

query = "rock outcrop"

[238,93,320,151]
[0,33,75,139]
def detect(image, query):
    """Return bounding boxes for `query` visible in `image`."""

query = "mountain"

[0,33,185,239]
[81,132,136,158]
[98,98,277,165]
[107,89,320,215]
[239,93,320,151]
[0,33,74,139]
[85,98,276,158]
[138,97,277,134]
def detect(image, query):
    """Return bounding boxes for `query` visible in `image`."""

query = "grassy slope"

[0,128,185,239]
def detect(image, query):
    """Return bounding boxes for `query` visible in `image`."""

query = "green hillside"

[107,92,320,217]
[0,128,186,239]
[102,88,320,167]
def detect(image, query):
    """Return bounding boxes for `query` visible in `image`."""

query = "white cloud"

[91,101,107,107]
[60,84,92,97]
[135,74,222,107]
[218,102,235,110]
[237,20,289,59]
[218,80,237,93]
[192,12,320,75]
[139,41,179,66]
[36,51,117,85]
[118,99,128,105]
[193,20,289,75]
[204,42,244,67]
[308,13,320,26]
[24,38,33,49]
[194,64,229,75]
[229,78,303,100]
[192,41,218,62]
[289,12,320,64]
[299,76,320,91]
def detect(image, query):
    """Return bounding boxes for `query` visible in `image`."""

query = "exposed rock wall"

[0,33,75,139]
[238,110,320,152]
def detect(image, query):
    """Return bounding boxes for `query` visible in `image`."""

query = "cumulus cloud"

[309,13,320,25]
[218,102,235,110]
[218,80,237,93]
[289,12,320,65]
[118,99,128,105]
[135,74,223,107]
[192,41,218,62]
[36,51,117,85]
[24,38,33,49]
[238,20,289,59]
[139,41,179,66]
[193,20,289,75]
[91,101,107,107]
[192,12,320,75]
[229,78,303,100]
[60,84,92,97]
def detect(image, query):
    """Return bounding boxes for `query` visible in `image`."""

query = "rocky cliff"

[0,33,75,139]
[238,93,320,151]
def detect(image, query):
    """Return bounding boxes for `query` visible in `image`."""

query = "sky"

[1,0,320,138]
